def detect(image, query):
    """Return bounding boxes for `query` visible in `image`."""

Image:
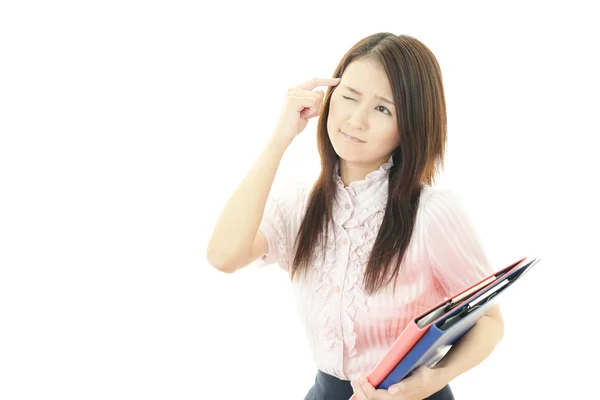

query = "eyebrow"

[340,84,395,106]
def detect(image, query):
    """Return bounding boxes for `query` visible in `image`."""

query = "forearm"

[206,134,290,270]
[434,313,505,383]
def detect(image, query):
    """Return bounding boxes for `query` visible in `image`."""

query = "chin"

[330,138,368,165]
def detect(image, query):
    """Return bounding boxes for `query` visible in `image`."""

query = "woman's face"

[327,58,400,169]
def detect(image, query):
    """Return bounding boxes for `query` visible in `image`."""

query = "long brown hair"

[291,33,447,295]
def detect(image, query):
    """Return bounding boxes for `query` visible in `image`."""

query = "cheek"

[383,132,401,149]
[330,92,347,114]
[328,98,339,119]
[327,100,341,131]
[369,129,400,151]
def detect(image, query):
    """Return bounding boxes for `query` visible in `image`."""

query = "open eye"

[376,106,392,116]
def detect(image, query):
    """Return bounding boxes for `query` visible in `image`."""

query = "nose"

[347,105,368,131]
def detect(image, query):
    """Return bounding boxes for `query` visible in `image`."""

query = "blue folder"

[378,257,540,389]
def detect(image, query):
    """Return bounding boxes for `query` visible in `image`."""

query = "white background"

[1,1,598,399]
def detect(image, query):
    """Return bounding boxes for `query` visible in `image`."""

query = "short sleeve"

[255,182,309,272]
[255,192,290,271]
[424,189,495,297]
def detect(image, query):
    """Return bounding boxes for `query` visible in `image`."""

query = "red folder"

[348,256,527,399]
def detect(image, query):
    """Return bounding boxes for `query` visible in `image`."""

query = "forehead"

[340,58,392,96]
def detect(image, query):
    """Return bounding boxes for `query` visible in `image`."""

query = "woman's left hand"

[350,366,448,400]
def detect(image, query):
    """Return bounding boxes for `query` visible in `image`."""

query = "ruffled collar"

[334,155,393,197]
[331,155,393,227]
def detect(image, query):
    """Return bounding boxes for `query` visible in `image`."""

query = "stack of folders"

[348,256,540,400]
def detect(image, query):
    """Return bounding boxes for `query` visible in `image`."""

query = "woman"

[206,32,504,400]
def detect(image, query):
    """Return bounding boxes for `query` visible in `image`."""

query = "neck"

[338,157,389,187]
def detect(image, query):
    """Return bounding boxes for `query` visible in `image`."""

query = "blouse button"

[345,203,351,210]
[335,285,341,292]
[335,334,341,340]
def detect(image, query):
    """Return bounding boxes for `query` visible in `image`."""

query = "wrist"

[432,366,454,387]
[265,134,292,154]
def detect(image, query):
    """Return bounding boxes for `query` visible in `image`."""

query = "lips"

[341,130,366,143]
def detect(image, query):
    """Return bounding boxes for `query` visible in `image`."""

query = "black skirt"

[304,370,455,400]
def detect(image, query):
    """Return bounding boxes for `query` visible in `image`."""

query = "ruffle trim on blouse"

[314,157,393,360]
[313,210,388,359]
[333,156,394,195]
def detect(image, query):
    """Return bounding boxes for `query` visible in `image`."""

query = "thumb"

[388,383,404,395]
[301,108,313,119]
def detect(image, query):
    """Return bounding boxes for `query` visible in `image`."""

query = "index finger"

[350,380,368,400]
[296,77,340,91]
[357,374,379,398]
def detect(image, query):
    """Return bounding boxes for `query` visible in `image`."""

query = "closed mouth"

[341,130,366,143]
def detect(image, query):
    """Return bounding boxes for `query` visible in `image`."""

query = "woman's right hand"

[272,77,341,144]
